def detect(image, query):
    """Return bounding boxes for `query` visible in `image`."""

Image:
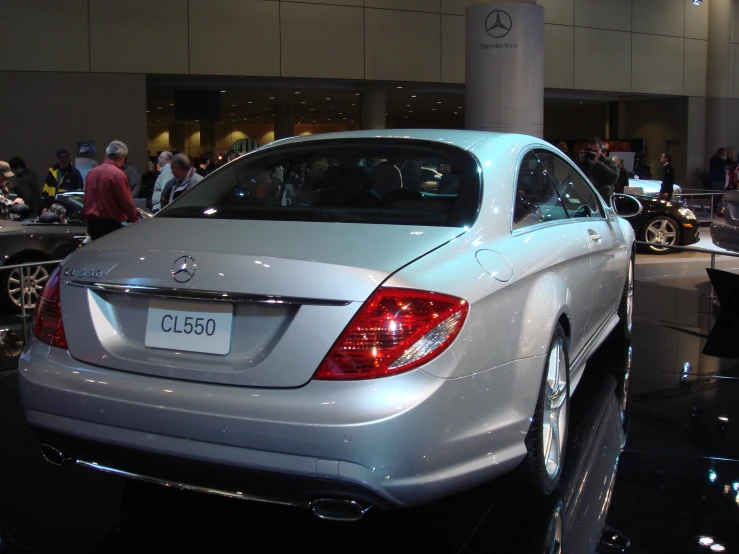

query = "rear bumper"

[710,221,739,252]
[19,339,542,508]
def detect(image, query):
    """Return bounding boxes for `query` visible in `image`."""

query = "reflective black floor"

[1,259,738,553]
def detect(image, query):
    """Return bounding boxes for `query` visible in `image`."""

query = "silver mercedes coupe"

[20,130,638,521]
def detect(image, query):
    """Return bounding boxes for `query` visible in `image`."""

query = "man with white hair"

[151,151,173,212]
[83,140,139,240]
[159,153,203,209]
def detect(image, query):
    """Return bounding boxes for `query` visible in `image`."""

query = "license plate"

[145,299,233,355]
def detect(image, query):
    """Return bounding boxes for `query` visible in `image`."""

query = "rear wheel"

[523,324,570,496]
[1,255,50,314]
[641,216,679,254]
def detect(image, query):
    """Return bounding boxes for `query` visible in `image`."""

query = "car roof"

[261,129,551,153]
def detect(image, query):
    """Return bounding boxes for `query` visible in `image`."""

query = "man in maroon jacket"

[84,140,139,240]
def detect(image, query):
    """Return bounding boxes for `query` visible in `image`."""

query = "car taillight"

[314,288,468,380]
[33,266,68,349]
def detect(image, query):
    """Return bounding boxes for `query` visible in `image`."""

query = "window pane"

[156,139,481,228]
[538,152,602,218]
[513,151,569,229]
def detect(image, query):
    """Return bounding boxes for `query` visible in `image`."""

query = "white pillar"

[360,86,386,130]
[465,1,544,137]
[705,0,733,159]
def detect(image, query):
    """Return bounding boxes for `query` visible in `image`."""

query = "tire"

[0,255,52,314]
[617,253,635,341]
[640,215,680,254]
[523,324,570,496]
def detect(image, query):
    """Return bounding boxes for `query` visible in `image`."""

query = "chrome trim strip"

[76,460,311,509]
[65,280,352,307]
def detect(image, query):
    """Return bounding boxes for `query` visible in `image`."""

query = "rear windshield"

[156,138,481,227]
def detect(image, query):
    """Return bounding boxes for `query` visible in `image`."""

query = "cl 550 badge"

[64,267,103,279]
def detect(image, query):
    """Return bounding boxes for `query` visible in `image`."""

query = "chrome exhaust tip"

[311,498,371,522]
[40,443,74,467]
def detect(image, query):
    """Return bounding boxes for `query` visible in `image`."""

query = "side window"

[513,151,569,230]
[537,151,602,218]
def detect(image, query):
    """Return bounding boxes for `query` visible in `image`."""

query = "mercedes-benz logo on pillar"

[485,10,512,38]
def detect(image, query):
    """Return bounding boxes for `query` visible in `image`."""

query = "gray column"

[360,87,386,130]
[705,0,733,159]
[465,0,544,137]
[274,105,295,141]
[687,96,707,188]
[199,120,215,156]
[169,122,185,152]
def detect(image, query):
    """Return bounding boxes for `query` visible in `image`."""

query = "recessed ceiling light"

[248,101,252,103]
[295,91,300,94]
[311,108,315,111]
[351,103,356,106]
[157,107,162,110]
[411,95,417,98]
[270,96,275,100]
[146,110,150,113]
[169,103,174,106]
[432,108,436,111]
[405,116,408,118]
[437,101,442,104]
[454,112,458,115]
[301,101,306,104]
[406,104,411,107]
[397,86,403,89]
[221,90,226,92]
[355,93,360,96]
[326,97,331,100]
[339,112,343,115]
[457,106,462,109]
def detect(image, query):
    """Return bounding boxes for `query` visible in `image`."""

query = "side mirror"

[611,194,643,218]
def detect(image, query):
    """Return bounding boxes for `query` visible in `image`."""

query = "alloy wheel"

[8,264,49,310]
[543,338,568,478]
[645,217,678,251]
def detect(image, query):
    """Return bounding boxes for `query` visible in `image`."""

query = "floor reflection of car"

[21,129,639,523]
[622,180,699,253]
[710,189,739,252]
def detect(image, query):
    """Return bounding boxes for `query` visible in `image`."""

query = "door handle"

[588,229,601,243]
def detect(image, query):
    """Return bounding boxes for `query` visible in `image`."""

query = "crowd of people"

[0,145,243,240]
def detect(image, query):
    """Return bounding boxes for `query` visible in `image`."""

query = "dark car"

[616,193,700,253]
[0,216,87,313]
[710,190,739,252]
[0,193,152,313]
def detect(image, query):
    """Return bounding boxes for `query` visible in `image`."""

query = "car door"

[538,150,625,337]
[511,149,594,358]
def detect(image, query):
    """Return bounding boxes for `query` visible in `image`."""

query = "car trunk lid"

[59,219,463,388]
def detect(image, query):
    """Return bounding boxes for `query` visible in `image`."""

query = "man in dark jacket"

[659,152,675,201]
[8,157,41,217]
[42,148,83,197]
[575,137,620,205]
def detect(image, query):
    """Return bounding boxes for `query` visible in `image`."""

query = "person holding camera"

[576,137,619,206]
